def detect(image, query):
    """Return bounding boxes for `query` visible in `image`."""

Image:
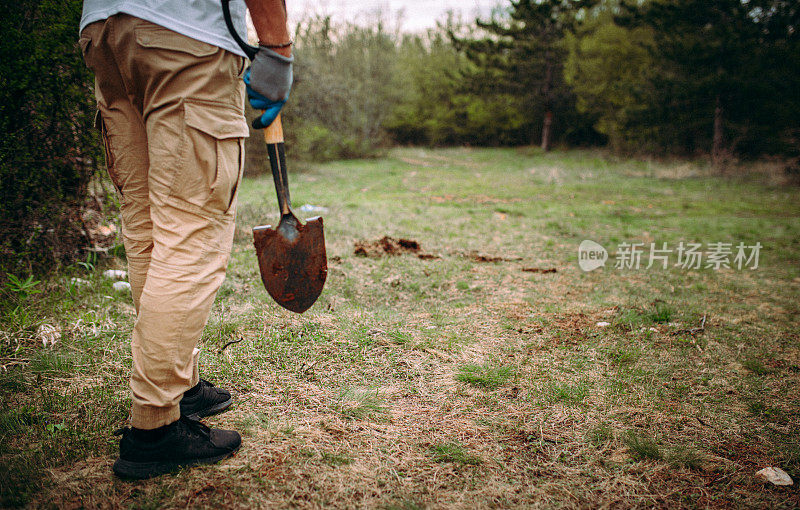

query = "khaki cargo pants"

[80,15,249,429]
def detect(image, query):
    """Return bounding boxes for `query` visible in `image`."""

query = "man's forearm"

[245,0,291,57]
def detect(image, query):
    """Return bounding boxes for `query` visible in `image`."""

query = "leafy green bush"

[280,17,400,161]
[0,0,101,277]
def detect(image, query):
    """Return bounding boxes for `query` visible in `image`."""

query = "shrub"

[0,0,102,277]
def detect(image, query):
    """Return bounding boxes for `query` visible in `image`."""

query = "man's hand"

[245,46,293,129]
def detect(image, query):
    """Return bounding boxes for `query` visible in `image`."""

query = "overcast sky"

[286,0,503,32]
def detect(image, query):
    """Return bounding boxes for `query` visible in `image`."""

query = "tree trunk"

[540,58,554,151]
[712,95,724,167]
[541,111,553,152]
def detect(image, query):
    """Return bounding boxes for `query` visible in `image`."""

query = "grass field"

[1,147,799,508]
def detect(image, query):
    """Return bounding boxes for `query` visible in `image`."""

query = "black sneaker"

[180,378,232,419]
[113,415,241,479]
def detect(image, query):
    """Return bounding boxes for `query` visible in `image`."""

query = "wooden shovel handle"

[262,112,291,215]
[263,113,284,144]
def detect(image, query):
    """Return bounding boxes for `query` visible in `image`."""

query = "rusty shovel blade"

[253,214,327,314]
[252,115,327,313]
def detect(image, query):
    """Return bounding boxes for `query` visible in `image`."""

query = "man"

[79,0,292,479]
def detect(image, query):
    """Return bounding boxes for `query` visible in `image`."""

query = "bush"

[0,0,101,277]
[280,17,400,162]
[245,15,597,167]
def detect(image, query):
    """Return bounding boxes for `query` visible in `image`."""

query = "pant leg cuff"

[131,403,180,429]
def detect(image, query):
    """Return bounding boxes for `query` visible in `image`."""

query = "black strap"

[221,0,258,60]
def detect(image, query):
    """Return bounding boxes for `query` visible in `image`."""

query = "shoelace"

[183,379,215,402]
[179,415,211,440]
[114,416,211,440]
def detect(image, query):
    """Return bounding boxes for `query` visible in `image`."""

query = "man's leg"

[82,15,245,479]
[80,21,152,311]
[120,16,248,430]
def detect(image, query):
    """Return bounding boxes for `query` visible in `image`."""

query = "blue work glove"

[244,46,293,129]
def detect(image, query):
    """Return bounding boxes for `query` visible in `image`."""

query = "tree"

[385,31,467,146]
[281,16,404,161]
[451,0,597,151]
[617,0,800,162]
[564,6,659,151]
[385,28,533,147]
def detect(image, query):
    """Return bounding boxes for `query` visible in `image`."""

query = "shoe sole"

[113,445,240,480]
[183,396,233,420]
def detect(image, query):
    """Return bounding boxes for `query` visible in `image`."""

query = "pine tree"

[564,6,658,151]
[451,0,597,150]
[617,0,800,162]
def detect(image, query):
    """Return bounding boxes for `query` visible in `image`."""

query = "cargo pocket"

[172,100,249,217]
[135,24,218,58]
[95,109,123,197]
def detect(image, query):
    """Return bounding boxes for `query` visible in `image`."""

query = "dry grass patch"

[3,148,799,508]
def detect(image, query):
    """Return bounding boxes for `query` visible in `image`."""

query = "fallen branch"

[696,416,718,431]
[671,314,706,336]
[219,337,243,353]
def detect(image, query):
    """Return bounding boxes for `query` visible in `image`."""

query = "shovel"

[220,0,326,312]
[252,115,327,313]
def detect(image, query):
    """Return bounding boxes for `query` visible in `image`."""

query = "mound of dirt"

[354,236,439,259]
[522,267,557,273]
[466,251,523,263]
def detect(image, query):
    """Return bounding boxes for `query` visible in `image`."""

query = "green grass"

[648,303,674,324]
[612,302,677,330]
[320,451,354,466]
[586,422,614,447]
[1,147,799,508]
[742,357,772,375]
[625,431,663,461]
[455,363,514,390]
[332,388,388,420]
[427,441,482,465]
[667,446,704,470]
[608,344,641,366]
[546,381,590,405]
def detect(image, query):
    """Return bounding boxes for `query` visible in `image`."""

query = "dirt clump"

[466,251,522,263]
[522,267,557,273]
[354,236,439,259]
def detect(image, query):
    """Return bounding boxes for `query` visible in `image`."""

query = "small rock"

[755,466,793,486]
[382,275,401,287]
[37,324,61,347]
[103,269,127,280]
[97,225,114,236]
[596,321,611,327]
[89,224,116,237]
[112,281,131,292]
[69,277,89,286]
[297,204,329,215]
